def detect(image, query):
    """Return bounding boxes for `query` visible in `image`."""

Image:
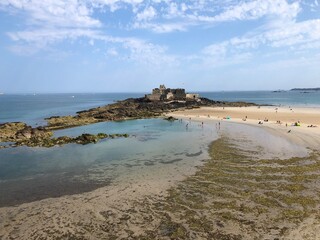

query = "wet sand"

[0,153,204,239]
[169,106,320,150]
[1,112,320,239]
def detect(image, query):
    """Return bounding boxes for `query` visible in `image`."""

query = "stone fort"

[145,85,199,101]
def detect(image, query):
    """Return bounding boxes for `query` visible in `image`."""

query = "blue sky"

[0,0,320,93]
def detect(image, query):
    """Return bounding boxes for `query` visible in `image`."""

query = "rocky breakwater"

[0,97,256,148]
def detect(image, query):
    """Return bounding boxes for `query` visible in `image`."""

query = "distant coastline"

[290,87,320,91]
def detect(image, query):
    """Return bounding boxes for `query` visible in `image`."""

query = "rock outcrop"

[14,133,129,148]
[0,97,256,148]
[0,122,53,142]
[45,97,256,130]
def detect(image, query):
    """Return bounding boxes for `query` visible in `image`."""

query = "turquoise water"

[0,91,318,207]
[0,118,216,207]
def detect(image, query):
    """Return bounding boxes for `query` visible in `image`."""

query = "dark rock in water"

[75,133,100,144]
[164,116,178,121]
[16,126,32,139]
[13,132,129,148]
[0,122,53,144]
[0,122,27,141]
[56,136,72,145]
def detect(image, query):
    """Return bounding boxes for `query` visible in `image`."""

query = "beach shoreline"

[1,107,320,239]
[167,105,320,150]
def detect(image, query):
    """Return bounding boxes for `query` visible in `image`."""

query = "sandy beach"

[168,106,320,150]
[1,106,320,239]
[2,0,320,238]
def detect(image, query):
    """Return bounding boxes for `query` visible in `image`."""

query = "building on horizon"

[145,85,199,101]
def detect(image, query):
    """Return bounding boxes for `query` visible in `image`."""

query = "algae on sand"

[137,137,320,239]
[2,137,320,240]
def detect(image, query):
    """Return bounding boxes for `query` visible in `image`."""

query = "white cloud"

[133,22,187,33]
[0,0,101,53]
[90,0,144,12]
[1,0,320,69]
[205,20,320,51]
[107,47,118,56]
[125,0,302,34]
[265,19,320,48]
[123,39,178,66]
[1,0,177,66]
[167,2,179,18]
[211,0,300,22]
[136,6,157,21]
[202,42,228,58]
[200,17,320,70]
[6,25,175,67]
[1,0,101,28]
[7,28,100,48]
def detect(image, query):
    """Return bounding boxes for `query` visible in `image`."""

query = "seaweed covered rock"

[75,134,100,144]
[164,116,178,122]
[13,132,129,148]
[0,122,53,142]
[0,122,28,141]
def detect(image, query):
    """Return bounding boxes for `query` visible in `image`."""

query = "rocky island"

[0,85,256,148]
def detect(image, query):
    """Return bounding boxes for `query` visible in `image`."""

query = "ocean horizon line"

[0,89,305,95]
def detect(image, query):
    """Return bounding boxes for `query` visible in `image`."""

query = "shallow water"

[0,118,216,207]
[0,117,309,207]
[0,92,311,207]
[218,121,309,159]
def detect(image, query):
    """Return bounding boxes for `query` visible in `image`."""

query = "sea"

[0,91,319,207]
[200,90,320,107]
